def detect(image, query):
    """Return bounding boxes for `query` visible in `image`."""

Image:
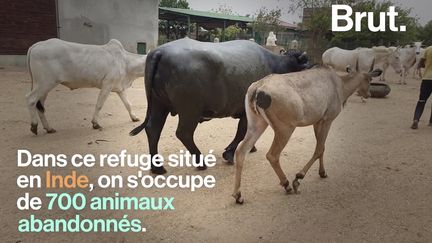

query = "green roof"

[159,7,254,23]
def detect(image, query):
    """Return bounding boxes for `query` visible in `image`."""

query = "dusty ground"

[0,66,431,243]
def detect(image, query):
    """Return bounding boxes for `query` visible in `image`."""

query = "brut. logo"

[332,5,406,32]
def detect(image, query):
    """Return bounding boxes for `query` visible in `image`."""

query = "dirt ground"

[0,66,431,243]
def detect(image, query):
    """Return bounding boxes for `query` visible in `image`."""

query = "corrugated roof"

[277,19,299,30]
[159,7,254,23]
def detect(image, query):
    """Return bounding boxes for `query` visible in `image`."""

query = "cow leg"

[399,69,408,85]
[145,98,169,175]
[25,81,57,135]
[293,120,332,193]
[117,90,139,122]
[380,63,388,81]
[26,90,41,135]
[266,126,295,194]
[314,124,328,178]
[37,94,56,133]
[399,70,404,84]
[232,114,267,204]
[175,108,204,170]
[429,105,432,126]
[223,116,257,164]
[379,70,385,81]
[91,87,112,129]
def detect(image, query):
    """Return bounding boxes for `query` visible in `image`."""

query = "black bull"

[130,38,309,174]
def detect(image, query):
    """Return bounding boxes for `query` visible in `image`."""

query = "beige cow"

[232,62,382,204]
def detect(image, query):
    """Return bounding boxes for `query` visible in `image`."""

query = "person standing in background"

[411,46,432,129]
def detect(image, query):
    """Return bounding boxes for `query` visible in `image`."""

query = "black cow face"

[284,49,310,71]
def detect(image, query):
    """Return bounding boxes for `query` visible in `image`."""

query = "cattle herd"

[25,37,425,204]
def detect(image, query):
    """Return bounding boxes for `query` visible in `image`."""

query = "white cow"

[289,40,299,50]
[372,46,402,81]
[399,41,423,84]
[413,47,426,79]
[322,47,375,73]
[26,38,146,135]
[266,31,277,46]
[323,47,401,82]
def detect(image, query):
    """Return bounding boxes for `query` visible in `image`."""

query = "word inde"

[46,170,89,189]
[332,5,406,32]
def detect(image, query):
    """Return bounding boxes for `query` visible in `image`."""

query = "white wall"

[0,55,27,67]
[57,0,158,53]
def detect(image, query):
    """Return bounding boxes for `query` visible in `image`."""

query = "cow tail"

[27,44,45,113]
[27,45,34,91]
[129,50,162,136]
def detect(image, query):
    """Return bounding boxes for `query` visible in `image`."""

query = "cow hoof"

[282,180,292,194]
[222,150,234,164]
[30,124,38,135]
[250,146,257,153]
[411,121,419,130]
[46,128,56,134]
[295,172,305,179]
[197,164,207,171]
[233,192,244,204]
[131,117,140,122]
[319,171,328,178]
[151,166,167,175]
[92,123,102,130]
[293,179,300,194]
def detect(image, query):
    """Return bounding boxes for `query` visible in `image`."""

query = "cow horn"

[355,58,359,72]
[369,58,375,72]
[299,51,307,60]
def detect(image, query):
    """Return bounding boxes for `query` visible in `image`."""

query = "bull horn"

[299,51,307,59]
[369,58,375,72]
[297,51,307,60]
[355,58,359,72]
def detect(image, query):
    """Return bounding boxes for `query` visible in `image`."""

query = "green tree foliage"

[208,26,244,41]
[291,0,420,47]
[211,3,238,15]
[209,4,248,41]
[159,0,189,9]
[330,1,419,48]
[289,0,421,61]
[159,0,190,43]
[252,7,284,45]
[418,20,432,46]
